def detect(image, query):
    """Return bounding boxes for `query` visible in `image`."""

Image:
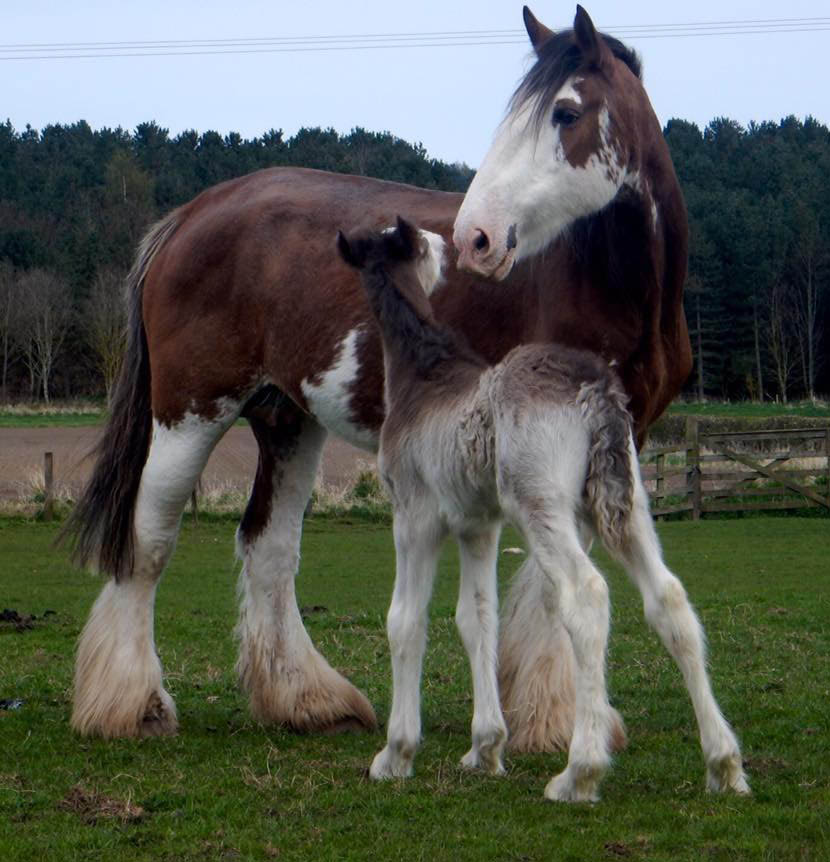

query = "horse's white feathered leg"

[73,408,235,737]
[236,415,376,733]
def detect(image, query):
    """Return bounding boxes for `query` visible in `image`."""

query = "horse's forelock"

[509,29,642,128]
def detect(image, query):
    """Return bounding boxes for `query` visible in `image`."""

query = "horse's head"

[454,5,656,280]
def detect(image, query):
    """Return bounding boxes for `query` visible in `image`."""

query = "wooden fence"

[641,420,830,518]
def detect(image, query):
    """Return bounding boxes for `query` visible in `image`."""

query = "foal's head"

[337,216,445,320]
[454,4,660,279]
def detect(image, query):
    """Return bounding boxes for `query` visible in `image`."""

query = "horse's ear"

[573,5,604,68]
[337,230,361,268]
[523,6,555,56]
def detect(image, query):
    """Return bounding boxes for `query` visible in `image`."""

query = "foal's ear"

[573,5,604,69]
[337,230,362,268]
[394,216,420,260]
[523,6,555,55]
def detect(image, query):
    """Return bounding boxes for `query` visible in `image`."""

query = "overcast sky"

[5,1,829,167]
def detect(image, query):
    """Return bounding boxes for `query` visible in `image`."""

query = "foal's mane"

[510,27,642,128]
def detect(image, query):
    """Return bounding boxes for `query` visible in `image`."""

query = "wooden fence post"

[43,451,54,522]
[655,452,665,519]
[685,418,701,520]
[825,428,830,507]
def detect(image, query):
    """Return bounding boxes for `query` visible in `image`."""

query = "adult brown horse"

[65,5,692,747]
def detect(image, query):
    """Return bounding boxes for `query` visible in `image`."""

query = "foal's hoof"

[544,766,602,803]
[460,748,506,776]
[460,727,508,775]
[369,745,414,780]
[706,755,750,795]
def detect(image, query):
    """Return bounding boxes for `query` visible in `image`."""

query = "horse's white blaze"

[301,328,378,451]
[557,77,584,104]
[454,75,628,276]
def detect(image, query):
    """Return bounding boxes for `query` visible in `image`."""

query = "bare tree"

[792,213,826,401]
[765,278,800,403]
[83,268,127,404]
[0,261,16,400]
[15,269,74,403]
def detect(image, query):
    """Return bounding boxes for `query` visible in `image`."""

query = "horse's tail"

[61,209,181,580]
[580,370,636,551]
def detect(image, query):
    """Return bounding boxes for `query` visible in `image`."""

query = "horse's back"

[141,168,463,424]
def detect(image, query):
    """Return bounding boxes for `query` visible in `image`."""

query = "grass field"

[1,399,828,428]
[1,516,829,861]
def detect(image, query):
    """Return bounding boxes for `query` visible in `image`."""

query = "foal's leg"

[530,525,617,803]
[370,512,444,779]
[456,525,508,774]
[236,410,376,732]
[72,408,235,737]
[612,475,749,794]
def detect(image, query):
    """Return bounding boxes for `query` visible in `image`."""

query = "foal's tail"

[61,210,181,581]
[580,371,636,550]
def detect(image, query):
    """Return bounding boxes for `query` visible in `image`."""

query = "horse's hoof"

[139,691,178,737]
[319,715,373,735]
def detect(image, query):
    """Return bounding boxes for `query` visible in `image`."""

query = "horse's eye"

[552,106,580,128]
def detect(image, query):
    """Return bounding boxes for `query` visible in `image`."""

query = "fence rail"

[641,420,830,518]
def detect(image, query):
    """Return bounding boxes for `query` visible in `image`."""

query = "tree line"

[0,115,827,403]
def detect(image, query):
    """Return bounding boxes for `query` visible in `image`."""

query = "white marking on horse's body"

[624,170,659,231]
[301,328,378,452]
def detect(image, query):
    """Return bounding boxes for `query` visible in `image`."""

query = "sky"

[4,1,829,168]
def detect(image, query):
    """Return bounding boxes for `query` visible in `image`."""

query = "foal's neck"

[364,263,486,387]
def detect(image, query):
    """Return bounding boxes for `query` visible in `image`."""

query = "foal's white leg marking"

[235,418,376,731]
[456,525,508,775]
[72,407,237,738]
[612,441,749,794]
[300,328,377,451]
[370,512,444,780]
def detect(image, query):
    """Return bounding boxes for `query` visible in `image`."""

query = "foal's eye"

[552,106,581,128]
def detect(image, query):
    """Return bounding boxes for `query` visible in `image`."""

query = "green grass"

[1,517,829,861]
[2,399,828,428]
[0,411,105,428]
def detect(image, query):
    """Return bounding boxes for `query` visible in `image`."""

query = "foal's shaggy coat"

[338,218,748,801]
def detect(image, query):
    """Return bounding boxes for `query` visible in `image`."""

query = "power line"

[1,17,828,61]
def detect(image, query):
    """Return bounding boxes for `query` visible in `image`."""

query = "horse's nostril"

[473,230,490,254]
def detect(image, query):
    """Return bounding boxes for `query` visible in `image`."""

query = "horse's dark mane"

[510,28,641,127]
[559,184,656,314]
